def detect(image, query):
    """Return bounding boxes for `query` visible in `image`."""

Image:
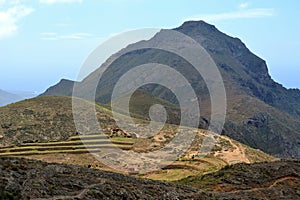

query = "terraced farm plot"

[140,156,228,181]
[0,134,134,157]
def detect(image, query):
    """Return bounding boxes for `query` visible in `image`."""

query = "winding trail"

[214,136,249,164]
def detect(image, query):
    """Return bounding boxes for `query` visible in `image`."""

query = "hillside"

[0,96,77,146]
[0,96,275,180]
[41,20,300,159]
[0,157,299,199]
[0,157,209,199]
[178,160,300,199]
[0,96,121,147]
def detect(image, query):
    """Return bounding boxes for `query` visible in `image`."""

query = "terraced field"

[0,134,133,157]
[0,131,276,182]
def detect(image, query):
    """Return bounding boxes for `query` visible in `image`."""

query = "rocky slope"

[42,79,75,97]
[175,21,300,119]
[0,157,209,199]
[0,96,120,147]
[0,96,77,146]
[0,157,299,199]
[178,159,300,200]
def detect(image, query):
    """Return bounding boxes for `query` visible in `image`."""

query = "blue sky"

[0,0,299,93]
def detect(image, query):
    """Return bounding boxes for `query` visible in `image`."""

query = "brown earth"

[0,157,299,199]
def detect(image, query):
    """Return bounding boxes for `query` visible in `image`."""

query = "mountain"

[0,93,295,199]
[40,20,300,159]
[0,157,299,199]
[0,89,36,107]
[0,89,22,106]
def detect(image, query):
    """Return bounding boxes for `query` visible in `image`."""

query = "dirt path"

[268,176,300,188]
[214,136,250,164]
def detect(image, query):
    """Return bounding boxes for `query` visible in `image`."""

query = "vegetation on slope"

[0,96,276,182]
[177,159,300,200]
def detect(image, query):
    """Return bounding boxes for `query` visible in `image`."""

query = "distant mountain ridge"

[41,20,300,159]
[0,89,37,107]
[0,89,22,106]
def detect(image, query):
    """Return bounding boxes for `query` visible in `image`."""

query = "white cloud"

[40,32,57,36]
[185,8,274,22]
[54,22,72,27]
[239,2,249,9]
[39,0,82,4]
[41,32,93,40]
[0,5,34,39]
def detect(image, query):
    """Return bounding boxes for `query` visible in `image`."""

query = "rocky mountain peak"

[174,21,248,58]
[177,20,218,33]
[170,21,271,87]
